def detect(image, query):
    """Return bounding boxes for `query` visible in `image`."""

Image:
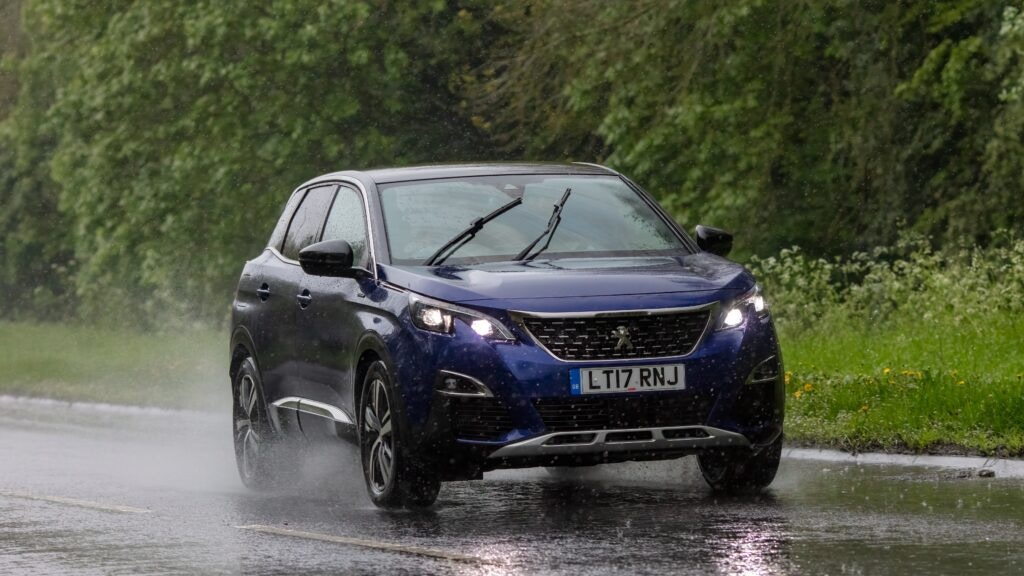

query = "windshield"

[379,175,688,265]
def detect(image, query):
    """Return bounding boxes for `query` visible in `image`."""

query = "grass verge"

[781,315,1024,456]
[0,321,227,410]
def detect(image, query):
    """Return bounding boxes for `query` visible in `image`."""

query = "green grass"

[0,321,228,410]
[780,314,1024,456]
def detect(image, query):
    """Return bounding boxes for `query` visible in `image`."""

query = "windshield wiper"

[513,187,572,262]
[424,197,523,266]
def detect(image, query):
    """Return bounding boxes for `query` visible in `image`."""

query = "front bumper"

[390,302,784,476]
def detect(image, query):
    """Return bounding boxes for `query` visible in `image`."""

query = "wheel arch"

[352,331,397,422]
[229,325,259,381]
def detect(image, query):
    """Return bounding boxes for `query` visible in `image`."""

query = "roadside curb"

[785,447,1024,478]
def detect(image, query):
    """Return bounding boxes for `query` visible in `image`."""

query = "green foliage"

[1,0,1023,326]
[754,236,1024,455]
[4,0,498,325]
[472,0,1024,256]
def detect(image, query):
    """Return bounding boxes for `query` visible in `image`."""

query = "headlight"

[717,284,769,330]
[408,294,515,341]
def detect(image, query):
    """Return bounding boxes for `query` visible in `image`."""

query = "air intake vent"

[533,394,711,432]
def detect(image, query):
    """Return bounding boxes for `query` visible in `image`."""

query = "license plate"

[569,364,685,395]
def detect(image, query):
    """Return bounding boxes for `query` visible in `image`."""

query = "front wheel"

[697,434,782,493]
[359,360,440,508]
[232,357,276,490]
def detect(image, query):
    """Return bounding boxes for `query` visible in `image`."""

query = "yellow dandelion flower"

[803,383,813,393]
[784,371,792,385]
[957,380,965,385]
[860,404,869,412]
[883,368,891,375]
[794,390,803,399]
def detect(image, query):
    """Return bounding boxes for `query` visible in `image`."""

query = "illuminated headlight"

[717,284,769,330]
[409,294,515,342]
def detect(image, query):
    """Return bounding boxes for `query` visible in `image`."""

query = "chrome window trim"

[265,176,379,282]
[508,303,719,364]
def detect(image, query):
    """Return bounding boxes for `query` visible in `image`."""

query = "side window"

[281,185,336,260]
[267,189,307,251]
[322,186,369,267]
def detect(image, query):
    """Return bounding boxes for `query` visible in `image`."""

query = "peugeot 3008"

[230,163,784,508]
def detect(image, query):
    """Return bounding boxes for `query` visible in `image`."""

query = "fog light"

[748,356,780,384]
[435,371,493,397]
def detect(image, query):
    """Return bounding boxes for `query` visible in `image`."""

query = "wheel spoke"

[379,449,391,486]
[369,437,383,487]
[239,377,251,413]
[372,380,383,418]
[364,406,381,433]
[379,417,391,438]
[245,379,258,417]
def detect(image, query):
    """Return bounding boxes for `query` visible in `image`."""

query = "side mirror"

[694,225,733,258]
[298,239,355,277]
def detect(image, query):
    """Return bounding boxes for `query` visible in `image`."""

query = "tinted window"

[322,186,368,267]
[267,189,307,251]
[281,185,336,260]
[379,175,685,265]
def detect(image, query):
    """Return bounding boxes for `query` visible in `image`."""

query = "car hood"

[378,254,754,311]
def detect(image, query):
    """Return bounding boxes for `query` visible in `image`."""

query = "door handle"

[256,284,271,302]
[296,289,312,309]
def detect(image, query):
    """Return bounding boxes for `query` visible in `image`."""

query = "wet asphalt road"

[1,397,1022,575]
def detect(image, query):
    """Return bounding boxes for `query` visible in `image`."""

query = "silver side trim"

[509,303,718,364]
[271,396,353,425]
[487,426,749,460]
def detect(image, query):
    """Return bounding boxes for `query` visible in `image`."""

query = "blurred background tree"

[0,0,1022,327]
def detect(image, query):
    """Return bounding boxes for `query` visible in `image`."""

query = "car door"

[294,184,374,438]
[257,184,337,408]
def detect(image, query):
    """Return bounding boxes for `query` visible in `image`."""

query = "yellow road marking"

[0,489,151,514]
[236,524,493,565]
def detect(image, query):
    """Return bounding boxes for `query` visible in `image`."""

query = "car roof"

[303,162,619,188]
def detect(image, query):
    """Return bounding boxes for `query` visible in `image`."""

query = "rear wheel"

[359,360,440,508]
[232,357,276,490]
[698,434,782,493]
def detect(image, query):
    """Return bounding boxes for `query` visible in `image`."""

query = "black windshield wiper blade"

[513,187,571,262]
[424,197,523,266]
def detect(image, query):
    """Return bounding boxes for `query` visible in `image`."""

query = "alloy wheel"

[235,374,262,482]
[363,377,394,496]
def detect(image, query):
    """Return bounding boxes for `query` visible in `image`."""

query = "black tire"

[358,360,441,509]
[232,357,277,490]
[698,434,782,493]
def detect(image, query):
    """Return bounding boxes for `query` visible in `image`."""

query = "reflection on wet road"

[0,397,1021,575]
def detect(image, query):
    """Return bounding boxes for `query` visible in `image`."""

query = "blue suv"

[230,163,784,508]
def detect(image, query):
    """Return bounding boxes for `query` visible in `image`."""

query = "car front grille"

[450,396,513,440]
[518,308,713,361]
[533,394,712,432]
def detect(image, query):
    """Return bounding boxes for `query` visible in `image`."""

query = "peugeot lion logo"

[612,325,634,350]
